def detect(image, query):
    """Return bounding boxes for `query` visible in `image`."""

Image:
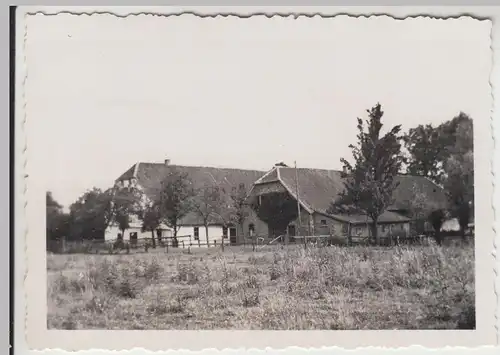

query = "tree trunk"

[460,226,467,242]
[151,229,156,248]
[434,229,442,246]
[239,223,245,245]
[205,224,210,247]
[371,220,379,246]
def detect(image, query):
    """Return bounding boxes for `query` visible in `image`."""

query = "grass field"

[47,242,475,330]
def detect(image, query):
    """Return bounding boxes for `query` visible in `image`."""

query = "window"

[249,223,255,236]
[342,224,349,234]
[381,225,388,233]
[222,226,228,238]
[194,227,199,240]
[355,227,362,235]
[320,219,327,226]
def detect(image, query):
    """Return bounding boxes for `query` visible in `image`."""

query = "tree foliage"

[403,124,444,183]
[139,201,162,248]
[110,186,143,240]
[69,187,114,240]
[158,168,195,237]
[192,185,224,246]
[443,128,474,240]
[329,103,405,245]
[404,112,473,185]
[46,191,71,248]
[404,112,474,240]
[229,183,250,238]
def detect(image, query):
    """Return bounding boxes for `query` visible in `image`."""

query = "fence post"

[198,239,201,248]
[182,241,185,249]
[166,240,169,253]
[221,238,225,252]
[214,240,217,247]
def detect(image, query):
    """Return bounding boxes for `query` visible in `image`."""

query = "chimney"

[164,159,170,165]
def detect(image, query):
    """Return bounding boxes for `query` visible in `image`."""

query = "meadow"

[47,242,475,330]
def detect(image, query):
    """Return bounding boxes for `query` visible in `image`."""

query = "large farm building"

[106,160,448,246]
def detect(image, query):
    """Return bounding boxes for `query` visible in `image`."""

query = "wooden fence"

[47,233,271,254]
[46,228,472,255]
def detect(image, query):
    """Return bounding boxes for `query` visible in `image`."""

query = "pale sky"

[24,14,492,208]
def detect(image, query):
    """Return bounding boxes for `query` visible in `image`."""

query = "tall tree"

[229,183,250,241]
[441,115,474,241]
[139,201,162,248]
[46,191,71,249]
[110,186,142,241]
[69,188,114,240]
[403,112,473,185]
[329,103,405,245]
[403,124,444,184]
[444,150,474,241]
[192,185,224,247]
[158,168,194,238]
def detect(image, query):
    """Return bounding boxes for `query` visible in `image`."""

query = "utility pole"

[294,161,306,249]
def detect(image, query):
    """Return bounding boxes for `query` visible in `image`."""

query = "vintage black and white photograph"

[18,7,495,350]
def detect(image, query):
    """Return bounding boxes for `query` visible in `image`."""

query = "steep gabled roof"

[118,162,265,226]
[116,162,448,226]
[260,166,448,219]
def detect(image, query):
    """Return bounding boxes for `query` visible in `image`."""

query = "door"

[229,227,237,245]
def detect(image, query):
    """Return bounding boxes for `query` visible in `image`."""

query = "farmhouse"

[106,160,268,245]
[247,164,448,242]
[107,160,448,245]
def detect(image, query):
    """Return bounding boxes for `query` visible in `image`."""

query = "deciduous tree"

[140,201,162,248]
[69,188,114,240]
[229,183,250,242]
[192,185,224,247]
[403,124,444,184]
[158,168,195,238]
[110,186,143,241]
[444,150,474,241]
[329,103,405,245]
[46,191,71,249]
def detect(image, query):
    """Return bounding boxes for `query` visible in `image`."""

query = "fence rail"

[47,228,472,255]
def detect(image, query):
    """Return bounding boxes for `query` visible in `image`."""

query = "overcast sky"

[25,14,492,208]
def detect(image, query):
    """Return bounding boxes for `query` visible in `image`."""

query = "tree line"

[328,103,473,245]
[47,103,473,248]
[46,174,257,249]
